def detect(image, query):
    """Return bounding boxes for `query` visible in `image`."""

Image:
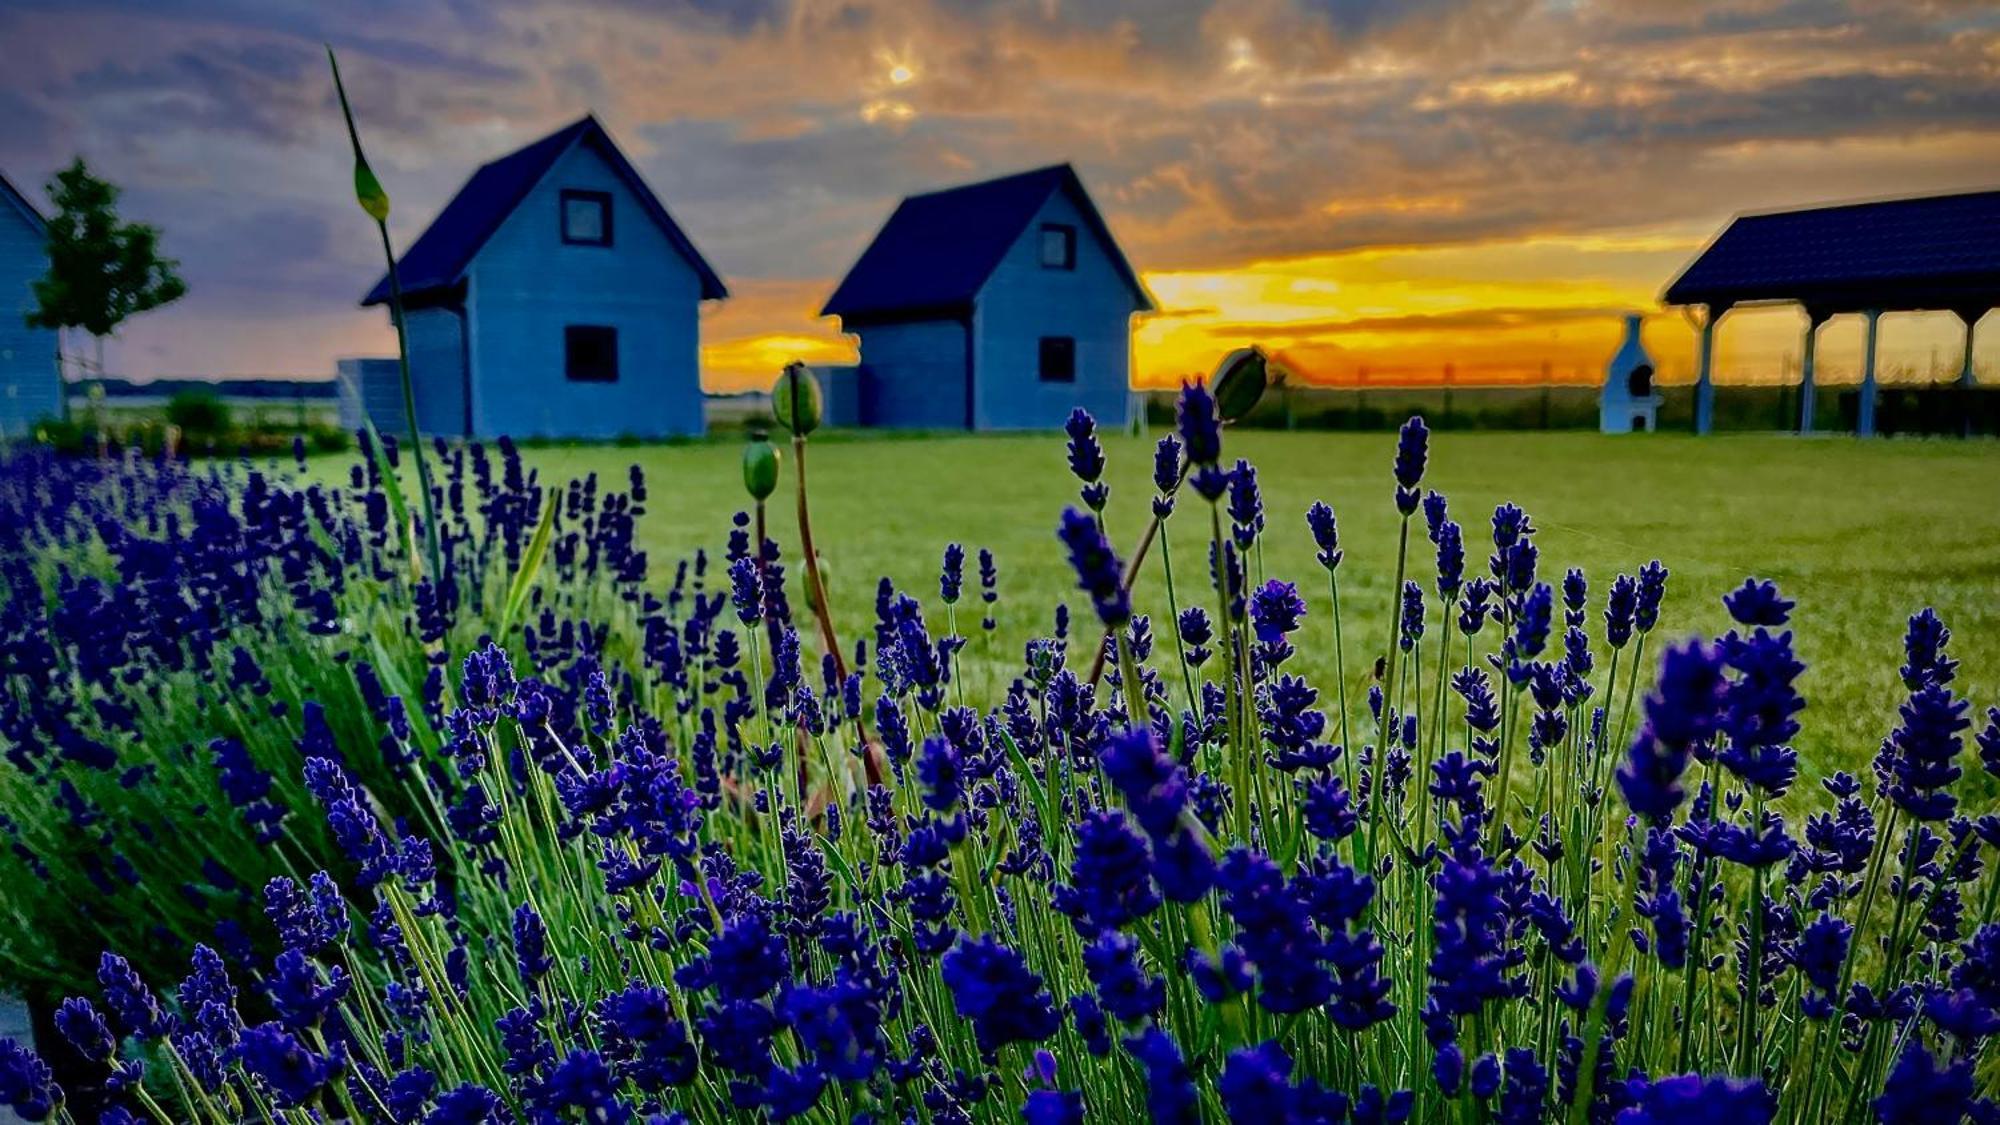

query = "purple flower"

[941,934,1061,1054]
[1615,1073,1774,1123]
[54,998,112,1063]
[1124,1027,1200,1125]
[1716,624,1805,797]
[1023,1089,1084,1125]
[727,556,763,625]
[1056,507,1129,628]
[96,952,165,1039]
[1153,435,1184,499]
[1393,416,1429,515]
[1228,460,1264,547]
[426,1084,505,1123]
[1872,1037,1975,1124]
[1399,580,1425,652]
[1900,607,1958,690]
[1874,682,1971,822]
[1250,580,1307,647]
[1052,811,1161,935]
[1082,930,1164,1022]
[1723,579,1793,627]
[1634,560,1669,632]
[1065,408,1105,485]
[940,543,966,605]
[1616,639,1726,823]
[1435,520,1465,599]
[236,1022,338,1107]
[1176,381,1222,466]
[1306,501,1342,570]
[0,1040,59,1122]
[513,903,553,984]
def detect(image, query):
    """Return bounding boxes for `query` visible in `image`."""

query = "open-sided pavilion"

[1663,188,1998,436]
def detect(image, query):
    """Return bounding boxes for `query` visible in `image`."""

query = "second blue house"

[821,164,1152,430]
[354,115,726,440]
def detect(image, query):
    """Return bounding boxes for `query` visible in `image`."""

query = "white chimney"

[1600,313,1659,434]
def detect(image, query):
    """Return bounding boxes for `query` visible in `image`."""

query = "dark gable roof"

[0,170,46,234]
[1663,188,2000,313]
[362,115,726,306]
[821,163,1153,321]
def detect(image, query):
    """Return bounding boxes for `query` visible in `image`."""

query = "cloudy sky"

[3,0,1997,391]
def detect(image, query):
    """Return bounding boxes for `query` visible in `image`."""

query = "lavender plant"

[0,387,1996,1124]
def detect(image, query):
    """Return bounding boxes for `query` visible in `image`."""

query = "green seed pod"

[1212,346,1269,422]
[353,157,391,223]
[773,361,823,436]
[802,552,832,616]
[743,430,780,501]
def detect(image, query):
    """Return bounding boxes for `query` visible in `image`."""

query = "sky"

[2,0,1997,393]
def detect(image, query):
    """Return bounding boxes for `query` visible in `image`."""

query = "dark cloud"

[0,0,1993,381]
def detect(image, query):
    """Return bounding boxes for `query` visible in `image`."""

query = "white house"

[350,116,727,440]
[0,172,59,438]
[820,164,1153,430]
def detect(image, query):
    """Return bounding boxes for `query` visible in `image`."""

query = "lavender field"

[1,400,1997,1124]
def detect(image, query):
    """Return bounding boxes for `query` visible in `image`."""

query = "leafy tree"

[26,158,188,383]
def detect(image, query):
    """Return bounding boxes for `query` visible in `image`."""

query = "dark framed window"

[1038,336,1075,383]
[561,189,613,246]
[565,325,619,382]
[1039,223,1075,270]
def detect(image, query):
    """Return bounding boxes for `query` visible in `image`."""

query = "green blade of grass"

[497,488,559,640]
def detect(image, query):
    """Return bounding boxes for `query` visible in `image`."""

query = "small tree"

[26,158,188,385]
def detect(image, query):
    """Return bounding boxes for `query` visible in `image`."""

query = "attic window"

[1039,336,1075,383]
[561,189,613,246]
[565,325,619,382]
[1040,223,1075,270]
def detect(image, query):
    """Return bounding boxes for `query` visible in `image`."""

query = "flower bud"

[742,430,780,501]
[773,362,822,436]
[352,158,391,223]
[1211,347,1268,422]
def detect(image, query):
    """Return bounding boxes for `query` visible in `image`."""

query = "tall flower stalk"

[327,47,442,583]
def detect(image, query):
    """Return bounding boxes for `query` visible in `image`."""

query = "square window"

[565,325,619,382]
[561,189,613,246]
[1039,336,1075,383]
[1040,223,1075,270]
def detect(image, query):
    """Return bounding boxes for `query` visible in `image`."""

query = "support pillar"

[1694,305,1723,436]
[1857,308,1881,438]
[1958,308,1982,388]
[1798,308,1825,435]
[1957,308,1984,439]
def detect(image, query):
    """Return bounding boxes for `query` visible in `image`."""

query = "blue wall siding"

[404,308,467,436]
[972,190,1134,430]
[464,144,705,439]
[853,318,969,428]
[0,205,59,438]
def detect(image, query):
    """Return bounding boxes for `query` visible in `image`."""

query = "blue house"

[0,172,59,439]
[357,116,726,440]
[821,164,1152,430]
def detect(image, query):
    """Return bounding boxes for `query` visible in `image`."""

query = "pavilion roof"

[1662,188,2000,315]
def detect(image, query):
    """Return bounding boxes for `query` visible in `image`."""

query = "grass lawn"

[517,428,2000,800]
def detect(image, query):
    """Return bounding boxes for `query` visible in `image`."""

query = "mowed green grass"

[521,429,2000,798]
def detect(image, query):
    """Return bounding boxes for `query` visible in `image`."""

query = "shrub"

[164,391,231,439]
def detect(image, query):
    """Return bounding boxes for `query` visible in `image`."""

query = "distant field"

[513,429,1999,796]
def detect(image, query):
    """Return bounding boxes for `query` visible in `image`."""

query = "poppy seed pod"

[743,430,779,501]
[773,362,823,436]
[1211,347,1269,422]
